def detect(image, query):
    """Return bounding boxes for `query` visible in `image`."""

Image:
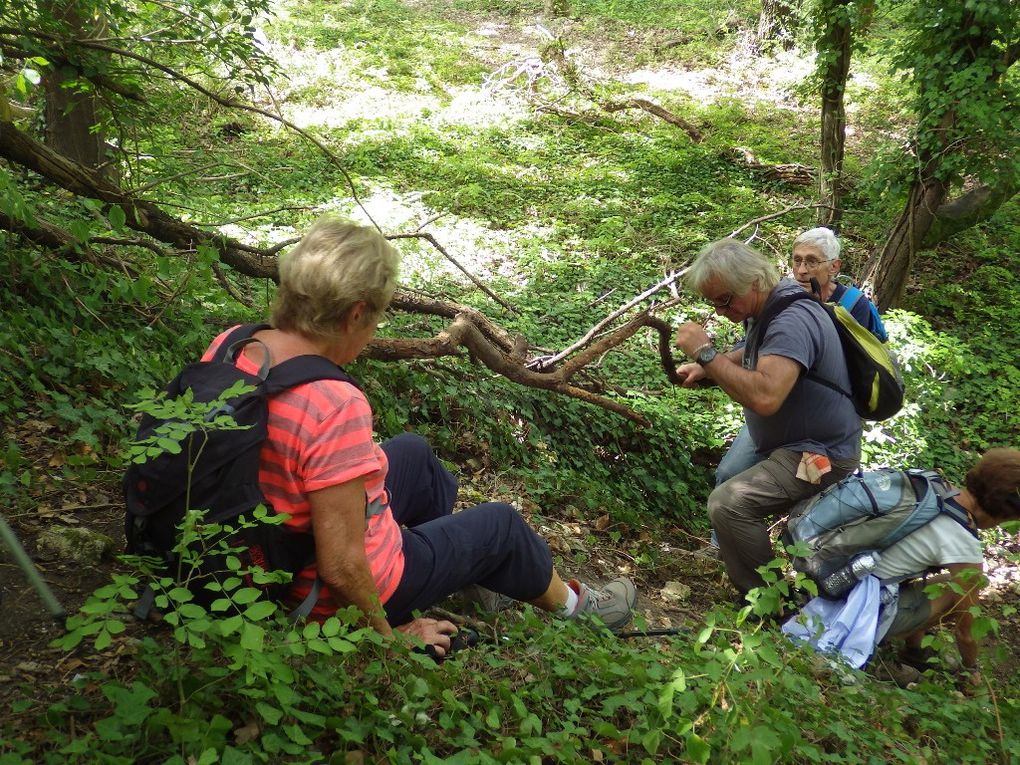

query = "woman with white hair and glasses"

[199,217,637,657]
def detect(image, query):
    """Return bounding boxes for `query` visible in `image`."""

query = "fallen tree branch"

[728,147,815,187]
[211,262,257,310]
[547,41,701,141]
[0,116,279,278]
[602,98,703,142]
[1,117,693,425]
[365,314,664,426]
[1,26,381,234]
[530,268,690,371]
[387,231,520,314]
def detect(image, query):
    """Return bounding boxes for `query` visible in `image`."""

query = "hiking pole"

[0,513,66,620]
[616,626,693,639]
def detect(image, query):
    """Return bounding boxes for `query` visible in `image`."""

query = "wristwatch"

[695,344,718,367]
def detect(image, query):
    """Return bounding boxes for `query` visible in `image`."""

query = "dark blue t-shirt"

[742,280,862,460]
[831,283,884,340]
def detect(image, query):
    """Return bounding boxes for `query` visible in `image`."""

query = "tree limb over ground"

[1,117,686,426]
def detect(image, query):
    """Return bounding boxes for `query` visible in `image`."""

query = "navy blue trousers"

[380,433,554,626]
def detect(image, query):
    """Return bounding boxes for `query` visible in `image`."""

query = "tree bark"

[40,1,109,176]
[0,117,277,278]
[867,176,948,311]
[0,120,691,425]
[922,181,1020,248]
[865,6,1015,309]
[817,0,852,228]
[755,0,796,52]
[544,0,569,18]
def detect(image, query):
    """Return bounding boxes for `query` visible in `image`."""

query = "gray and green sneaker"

[567,577,637,632]
[460,584,516,614]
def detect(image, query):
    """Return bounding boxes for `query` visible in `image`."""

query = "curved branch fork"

[366,309,684,427]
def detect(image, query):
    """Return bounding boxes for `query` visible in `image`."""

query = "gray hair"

[792,227,841,261]
[685,238,779,296]
[271,217,400,339]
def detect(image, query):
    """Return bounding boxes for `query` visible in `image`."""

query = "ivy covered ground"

[2,0,1020,762]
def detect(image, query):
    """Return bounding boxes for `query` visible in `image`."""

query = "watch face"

[697,347,717,365]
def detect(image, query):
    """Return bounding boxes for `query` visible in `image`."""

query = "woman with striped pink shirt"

[204,218,637,657]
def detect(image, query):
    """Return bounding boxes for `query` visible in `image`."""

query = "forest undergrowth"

[1,0,1019,762]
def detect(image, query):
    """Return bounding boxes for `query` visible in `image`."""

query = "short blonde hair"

[685,238,779,296]
[272,218,400,339]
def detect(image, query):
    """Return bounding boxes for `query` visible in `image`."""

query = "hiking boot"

[692,544,721,561]
[567,577,637,632]
[460,584,515,614]
[869,658,921,688]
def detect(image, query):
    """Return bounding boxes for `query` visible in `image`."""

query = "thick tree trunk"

[755,0,796,52]
[44,64,105,170]
[923,181,1020,248]
[543,0,569,18]
[867,177,948,311]
[41,1,109,175]
[0,117,276,278]
[817,0,852,228]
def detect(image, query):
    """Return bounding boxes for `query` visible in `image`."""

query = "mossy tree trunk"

[864,3,1018,309]
[755,0,797,52]
[816,0,852,229]
[544,0,569,18]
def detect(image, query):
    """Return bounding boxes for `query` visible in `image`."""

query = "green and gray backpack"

[755,286,904,421]
[783,468,978,598]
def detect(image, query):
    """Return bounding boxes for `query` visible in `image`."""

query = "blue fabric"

[781,575,883,668]
[833,284,888,342]
[715,425,763,487]
[380,434,554,625]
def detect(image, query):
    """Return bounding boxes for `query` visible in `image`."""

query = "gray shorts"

[885,583,933,638]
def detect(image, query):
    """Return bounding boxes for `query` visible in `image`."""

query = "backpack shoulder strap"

[906,468,978,539]
[753,290,817,343]
[210,324,270,363]
[838,286,864,312]
[266,355,363,394]
[755,291,853,398]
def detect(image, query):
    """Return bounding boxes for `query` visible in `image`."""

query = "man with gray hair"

[674,238,862,597]
[791,227,885,340]
[699,226,886,557]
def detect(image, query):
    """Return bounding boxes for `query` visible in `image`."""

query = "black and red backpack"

[123,323,360,616]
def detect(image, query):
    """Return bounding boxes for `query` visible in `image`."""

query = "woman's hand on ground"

[396,617,459,657]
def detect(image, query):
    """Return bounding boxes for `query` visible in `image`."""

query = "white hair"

[793,227,841,261]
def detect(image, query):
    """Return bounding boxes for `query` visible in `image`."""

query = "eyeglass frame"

[790,255,836,269]
[708,292,734,310]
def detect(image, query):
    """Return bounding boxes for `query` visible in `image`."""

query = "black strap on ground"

[616,626,693,639]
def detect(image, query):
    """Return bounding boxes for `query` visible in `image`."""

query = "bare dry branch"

[727,202,834,239]
[603,98,703,142]
[530,268,690,371]
[387,231,519,314]
[211,262,257,310]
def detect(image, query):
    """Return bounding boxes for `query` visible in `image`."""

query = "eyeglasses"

[708,293,734,310]
[791,256,832,269]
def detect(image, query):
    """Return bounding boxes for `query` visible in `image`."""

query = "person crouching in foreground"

[877,448,1020,688]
